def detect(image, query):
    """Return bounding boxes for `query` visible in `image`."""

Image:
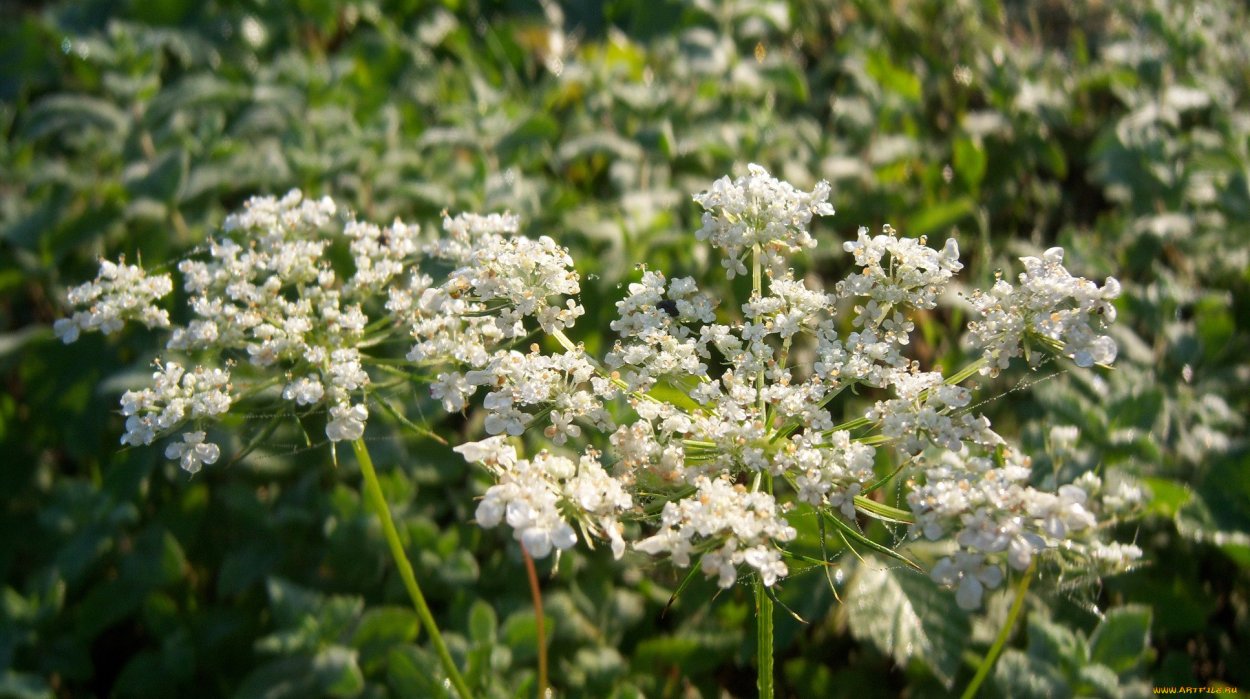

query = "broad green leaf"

[387,645,450,699]
[865,51,921,102]
[314,646,365,698]
[1025,615,1083,671]
[992,649,1069,699]
[143,74,246,129]
[1076,663,1123,696]
[351,606,420,672]
[124,148,188,204]
[907,197,975,238]
[20,94,128,141]
[1090,607,1152,675]
[845,557,970,688]
[1140,477,1191,518]
[233,647,364,699]
[467,600,497,646]
[555,132,644,166]
[0,671,53,699]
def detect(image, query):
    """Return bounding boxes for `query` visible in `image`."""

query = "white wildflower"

[164,431,221,474]
[326,403,368,442]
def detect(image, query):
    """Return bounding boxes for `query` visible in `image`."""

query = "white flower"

[430,372,473,413]
[326,403,368,442]
[634,477,796,588]
[118,362,233,447]
[165,431,221,474]
[692,164,834,276]
[967,246,1120,375]
[453,436,517,469]
[931,552,1003,610]
[56,257,174,344]
[283,376,325,405]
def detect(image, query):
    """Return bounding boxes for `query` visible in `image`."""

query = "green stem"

[351,439,474,699]
[756,577,775,699]
[960,560,1036,699]
[749,242,776,698]
[752,245,766,419]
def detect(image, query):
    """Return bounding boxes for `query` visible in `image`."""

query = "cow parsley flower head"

[635,476,796,588]
[692,163,834,278]
[55,257,173,343]
[456,441,632,559]
[119,362,232,448]
[60,170,1138,611]
[967,246,1120,374]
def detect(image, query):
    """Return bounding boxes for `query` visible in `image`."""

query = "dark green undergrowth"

[2,0,1248,696]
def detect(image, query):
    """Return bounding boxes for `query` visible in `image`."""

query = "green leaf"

[992,649,1070,699]
[467,600,497,646]
[633,631,740,675]
[0,671,53,699]
[952,138,987,190]
[907,197,975,238]
[1141,477,1191,518]
[555,132,644,167]
[351,607,420,672]
[845,557,970,688]
[233,647,364,699]
[264,578,364,642]
[143,74,246,129]
[20,94,128,141]
[823,510,921,572]
[1194,294,1235,363]
[1025,615,1083,671]
[852,495,914,524]
[497,114,558,161]
[314,647,365,698]
[124,148,188,204]
[865,51,921,102]
[1075,663,1121,696]
[387,645,450,699]
[1089,606,1152,675]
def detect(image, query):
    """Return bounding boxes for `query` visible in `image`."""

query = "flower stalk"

[352,438,474,699]
[756,577,775,699]
[520,544,549,699]
[960,560,1036,699]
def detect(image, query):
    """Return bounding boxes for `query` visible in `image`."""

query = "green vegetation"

[2,0,1247,696]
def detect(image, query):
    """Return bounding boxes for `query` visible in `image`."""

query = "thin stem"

[960,560,1036,699]
[520,545,549,699]
[752,245,766,419]
[351,439,474,699]
[750,242,775,698]
[755,576,775,699]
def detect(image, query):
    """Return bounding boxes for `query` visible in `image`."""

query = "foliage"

[2,0,1248,696]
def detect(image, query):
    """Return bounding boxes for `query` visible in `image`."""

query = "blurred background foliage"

[1,0,1248,696]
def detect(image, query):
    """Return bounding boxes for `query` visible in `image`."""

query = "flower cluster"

[119,362,232,469]
[60,164,1142,609]
[445,164,1138,598]
[454,437,632,559]
[60,190,421,471]
[692,163,834,278]
[54,257,172,343]
[906,447,1140,609]
[636,476,797,588]
[967,246,1120,374]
